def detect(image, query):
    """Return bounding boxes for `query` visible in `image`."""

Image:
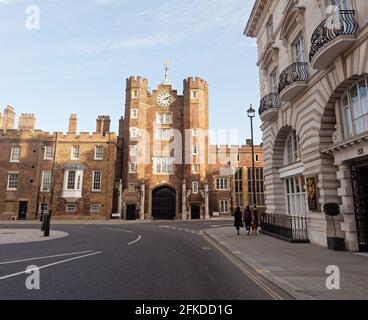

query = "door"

[126,205,136,221]
[18,201,28,220]
[152,187,176,220]
[352,167,368,252]
[191,205,201,220]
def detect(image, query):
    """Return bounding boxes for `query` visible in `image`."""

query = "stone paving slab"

[0,229,68,245]
[204,227,368,300]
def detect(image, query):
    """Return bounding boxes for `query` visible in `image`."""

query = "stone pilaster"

[337,163,359,251]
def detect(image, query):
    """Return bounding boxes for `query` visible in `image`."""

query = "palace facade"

[0,107,117,220]
[0,75,265,221]
[118,76,265,220]
[245,0,368,251]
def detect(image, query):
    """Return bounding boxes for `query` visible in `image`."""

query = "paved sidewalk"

[0,229,68,245]
[204,227,368,300]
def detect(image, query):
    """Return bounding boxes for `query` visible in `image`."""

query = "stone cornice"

[322,132,368,154]
[244,0,269,37]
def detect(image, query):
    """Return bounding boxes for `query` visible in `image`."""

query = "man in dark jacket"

[234,207,243,236]
[244,206,252,236]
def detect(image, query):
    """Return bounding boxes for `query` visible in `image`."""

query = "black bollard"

[44,214,51,237]
[41,212,46,231]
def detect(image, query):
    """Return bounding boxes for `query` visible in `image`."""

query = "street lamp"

[247,105,257,224]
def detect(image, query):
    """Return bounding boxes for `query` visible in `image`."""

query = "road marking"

[128,235,142,246]
[103,228,133,233]
[0,250,95,265]
[0,251,102,281]
[204,235,284,301]
[256,269,271,274]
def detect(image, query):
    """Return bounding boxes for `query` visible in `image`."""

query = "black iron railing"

[278,62,308,94]
[261,213,309,243]
[309,10,358,62]
[259,93,281,117]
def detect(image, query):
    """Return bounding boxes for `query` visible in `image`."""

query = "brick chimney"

[18,113,36,131]
[118,116,125,137]
[96,115,111,135]
[68,114,78,134]
[3,106,15,130]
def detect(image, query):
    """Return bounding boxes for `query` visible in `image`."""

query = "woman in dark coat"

[233,207,243,236]
[244,206,252,236]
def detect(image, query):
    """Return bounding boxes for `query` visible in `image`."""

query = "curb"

[203,229,315,300]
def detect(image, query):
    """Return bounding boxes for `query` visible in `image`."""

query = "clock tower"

[120,72,209,221]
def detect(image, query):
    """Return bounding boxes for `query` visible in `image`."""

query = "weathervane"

[163,60,172,85]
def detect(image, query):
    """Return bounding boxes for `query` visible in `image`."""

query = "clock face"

[156,91,175,107]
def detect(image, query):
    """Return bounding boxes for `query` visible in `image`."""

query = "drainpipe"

[140,181,145,220]
[205,180,210,220]
[182,179,187,220]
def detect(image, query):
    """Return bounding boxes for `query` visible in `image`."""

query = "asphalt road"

[0,221,289,300]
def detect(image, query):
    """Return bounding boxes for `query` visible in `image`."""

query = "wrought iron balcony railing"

[309,10,358,62]
[278,62,308,94]
[259,93,281,116]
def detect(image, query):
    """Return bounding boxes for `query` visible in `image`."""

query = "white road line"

[128,235,142,246]
[103,228,133,234]
[0,250,95,265]
[0,251,102,281]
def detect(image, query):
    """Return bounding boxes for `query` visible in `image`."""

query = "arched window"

[285,130,301,166]
[341,76,368,138]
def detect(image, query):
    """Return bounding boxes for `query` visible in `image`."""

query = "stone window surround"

[279,7,307,66]
[7,172,18,191]
[92,171,102,192]
[94,146,104,160]
[129,162,137,174]
[215,177,229,191]
[219,199,230,214]
[153,157,174,175]
[90,203,101,213]
[71,146,80,160]
[131,109,139,119]
[10,145,21,163]
[44,145,53,160]
[340,76,368,139]
[66,203,77,213]
[192,181,199,194]
[41,170,52,193]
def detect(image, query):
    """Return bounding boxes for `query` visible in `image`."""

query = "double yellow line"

[204,234,285,301]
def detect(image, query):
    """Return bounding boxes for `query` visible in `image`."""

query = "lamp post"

[247,105,257,222]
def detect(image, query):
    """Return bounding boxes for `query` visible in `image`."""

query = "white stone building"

[245,0,368,252]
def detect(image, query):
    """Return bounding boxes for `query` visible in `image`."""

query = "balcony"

[278,62,308,102]
[62,189,82,203]
[309,10,358,70]
[259,93,281,122]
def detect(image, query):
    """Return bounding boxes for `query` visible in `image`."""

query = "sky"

[0,0,261,144]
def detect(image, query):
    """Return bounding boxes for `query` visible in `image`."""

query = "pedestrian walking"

[244,206,252,236]
[252,207,259,235]
[234,207,243,236]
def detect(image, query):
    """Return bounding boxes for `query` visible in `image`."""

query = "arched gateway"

[152,186,176,220]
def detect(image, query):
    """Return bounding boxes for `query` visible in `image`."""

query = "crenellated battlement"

[0,129,115,141]
[126,76,149,89]
[183,77,208,89]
